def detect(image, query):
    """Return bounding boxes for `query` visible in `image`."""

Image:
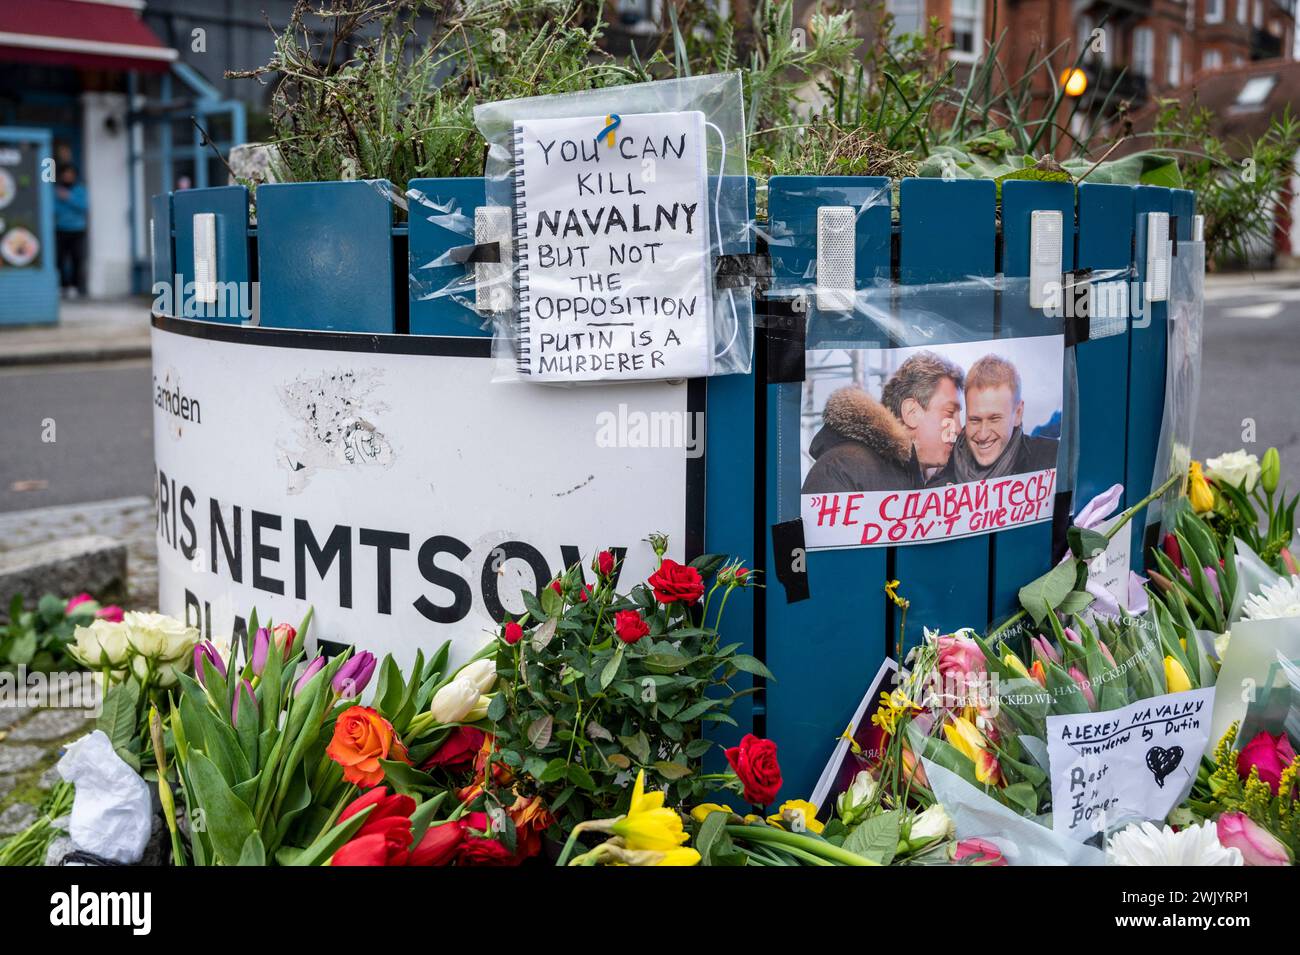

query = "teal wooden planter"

[154,176,1196,800]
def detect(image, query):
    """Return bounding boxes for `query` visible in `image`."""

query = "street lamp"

[1061,68,1088,97]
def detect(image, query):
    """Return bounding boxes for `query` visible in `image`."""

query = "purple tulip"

[294,656,326,696]
[332,651,377,698]
[232,679,257,724]
[194,641,227,685]
[251,627,271,676]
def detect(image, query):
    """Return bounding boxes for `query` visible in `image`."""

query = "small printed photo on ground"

[799,335,1064,549]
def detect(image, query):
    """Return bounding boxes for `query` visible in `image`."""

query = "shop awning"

[0,0,178,73]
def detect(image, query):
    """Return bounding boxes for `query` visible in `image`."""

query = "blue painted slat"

[1075,184,1135,515]
[894,178,996,651]
[764,175,891,801]
[1127,186,1174,568]
[256,180,395,332]
[150,192,175,315]
[1171,189,1195,242]
[407,177,491,337]
[704,176,759,771]
[172,185,251,324]
[990,180,1077,623]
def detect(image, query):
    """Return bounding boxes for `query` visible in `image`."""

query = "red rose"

[503,621,523,645]
[725,734,783,806]
[579,584,592,603]
[597,550,616,577]
[614,610,650,644]
[1237,731,1298,795]
[408,822,464,866]
[550,580,563,595]
[423,725,486,770]
[456,812,520,866]
[647,558,704,605]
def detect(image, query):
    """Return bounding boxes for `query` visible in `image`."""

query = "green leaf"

[97,679,141,758]
[531,616,557,652]
[185,750,258,865]
[653,760,692,780]
[1056,590,1095,616]
[540,758,569,783]
[642,651,691,674]
[1067,526,1109,560]
[843,810,900,865]
[619,731,651,763]
[695,810,747,866]
[527,714,554,750]
[409,792,449,844]
[727,654,775,680]
[688,553,727,577]
[287,804,374,866]
[377,759,438,796]
[1017,559,1077,625]
[487,693,507,723]
[567,764,596,790]
[237,833,266,866]
[600,645,624,690]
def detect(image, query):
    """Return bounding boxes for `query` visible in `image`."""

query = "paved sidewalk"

[0,497,157,610]
[0,297,152,368]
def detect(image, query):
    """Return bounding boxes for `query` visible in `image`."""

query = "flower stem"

[723,825,878,866]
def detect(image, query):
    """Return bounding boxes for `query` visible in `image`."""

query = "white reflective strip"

[1192,214,1205,242]
[1029,209,1063,310]
[816,206,855,312]
[475,206,513,315]
[193,212,216,304]
[1145,211,1170,303]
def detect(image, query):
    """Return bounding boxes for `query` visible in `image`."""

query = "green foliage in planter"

[486,549,763,830]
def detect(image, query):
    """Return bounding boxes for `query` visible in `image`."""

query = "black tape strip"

[1050,489,1075,565]
[715,253,772,290]
[764,297,806,384]
[446,241,501,264]
[1170,216,1179,257]
[771,519,811,603]
[1062,270,1092,348]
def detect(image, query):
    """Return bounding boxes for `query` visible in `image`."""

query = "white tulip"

[457,658,498,695]
[429,677,481,723]
[1205,450,1261,493]
[908,804,954,846]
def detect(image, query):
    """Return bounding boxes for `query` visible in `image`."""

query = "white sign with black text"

[1046,686,1215,841]
[151,320,695,670]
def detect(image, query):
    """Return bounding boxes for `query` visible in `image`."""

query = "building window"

[1236,0,1248,20]
[1236,74,1277,104]
[887,0,924,37]
[1254,0,1264,26]
[1205,0,1224,22]
[950,0,983,60]
[1167,33,1182,87]
[1133,27,1154,78]
[1203,48,1223,70]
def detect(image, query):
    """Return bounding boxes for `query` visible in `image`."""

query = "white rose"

[457,658,497,695]
[72,619,131,667]
[907,804,954,846]
[429,677,481,723]
[1205,450,1260,492]
[836,770,879,822]
[124,611,199,661]
[155,659,188,688]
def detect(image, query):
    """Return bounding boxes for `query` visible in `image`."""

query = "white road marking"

[1221,302,1284,319]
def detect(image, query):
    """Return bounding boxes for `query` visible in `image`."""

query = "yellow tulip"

[766,799,825,834]
[1164,655,1193,693]
[943,715,1003,786]
[611,770,690,852]
[1002,652,1031,680]
[690,803,733,824]
[1188,461,1215,513]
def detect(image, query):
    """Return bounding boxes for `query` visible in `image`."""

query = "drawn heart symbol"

[1146,745,1184,789]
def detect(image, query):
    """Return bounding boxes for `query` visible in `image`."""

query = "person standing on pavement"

[54,163,89,299]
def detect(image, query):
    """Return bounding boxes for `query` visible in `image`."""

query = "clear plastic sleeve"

[471,73,753,384]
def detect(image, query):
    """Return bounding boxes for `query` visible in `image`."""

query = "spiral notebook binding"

[511,122,532,375]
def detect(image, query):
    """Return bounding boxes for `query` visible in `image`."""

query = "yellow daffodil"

[884,579,910,609]
[1164,655,1192,693]
[611,770,690,852]
[690,803,733,824]
[943,715,1003,786]
[766,799,825,834]
[1002,652,1031,680]
[654,847,702,866]
[870,688,922,736]
[1188,461,1215,513]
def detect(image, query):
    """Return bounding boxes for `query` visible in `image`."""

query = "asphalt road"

[0,358,155,513]
[0,276,1295,514]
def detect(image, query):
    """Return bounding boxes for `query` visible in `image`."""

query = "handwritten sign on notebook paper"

[511,110,714,381]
